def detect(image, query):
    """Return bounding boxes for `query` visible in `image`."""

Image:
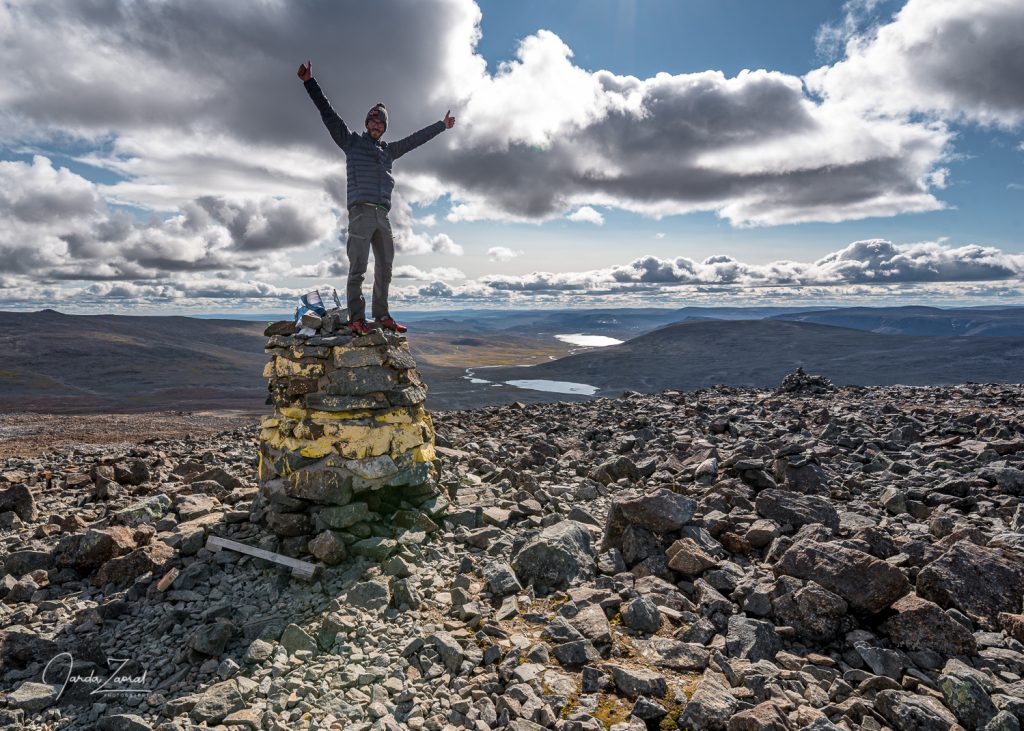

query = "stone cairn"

[255,312,444,566]
[777,366,836,395]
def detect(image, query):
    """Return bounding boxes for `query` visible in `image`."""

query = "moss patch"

[593,693,633,729]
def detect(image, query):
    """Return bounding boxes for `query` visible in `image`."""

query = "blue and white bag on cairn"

[294,290,328,337]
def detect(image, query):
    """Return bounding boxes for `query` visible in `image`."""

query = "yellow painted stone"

[322,422,362,439]
[259,428,278,442]
[278,407,308,420]
[391,423,425,453]
[260,416,280,429]
[310,409,372,423]
[327,423,394,459]
[262,360,275,378]
[257,452,267,481]
[274,358,324,378]
[299,437,337,459]
[374,408,414,425]
[412,443,436,463]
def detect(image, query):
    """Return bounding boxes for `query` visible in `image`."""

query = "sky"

[1,0,1022,314]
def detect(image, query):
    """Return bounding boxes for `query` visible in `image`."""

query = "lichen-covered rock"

[55,526,137,571]
[771,580,848,642]
[882,593,978,656]
[940,670,998,730]
[875,690,958,731]
[94,541,175,587]
[0,483,38,522]
[756,489,839,532]
[678,676,739,731]
[113,494,172,527]
[602,488,697,552]
[916,542,1024,630]
[776,539,910,613]
[512,520,596,591]
[307,530,347,565]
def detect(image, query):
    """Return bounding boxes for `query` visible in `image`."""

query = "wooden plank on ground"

[205,535,317,580]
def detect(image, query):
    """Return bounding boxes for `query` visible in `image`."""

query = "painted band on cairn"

[255,321,444,565]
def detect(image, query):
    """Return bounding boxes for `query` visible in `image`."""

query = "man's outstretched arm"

[388,109,456,160]
[297,60,353,152]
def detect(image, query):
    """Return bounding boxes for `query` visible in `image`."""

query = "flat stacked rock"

[255,319,443,562]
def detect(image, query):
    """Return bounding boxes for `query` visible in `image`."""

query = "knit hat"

[365,103,388,131]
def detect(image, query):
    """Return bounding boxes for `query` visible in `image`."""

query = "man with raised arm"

[298,60,455,335]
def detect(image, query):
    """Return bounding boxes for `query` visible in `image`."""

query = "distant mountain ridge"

[0,310,267,412]
[1,307,1022,413]
[769,305,1024,336]
[482,318,1024,394]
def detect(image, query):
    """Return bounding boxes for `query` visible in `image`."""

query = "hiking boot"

[349,319,376,336]
[377,316,407,333]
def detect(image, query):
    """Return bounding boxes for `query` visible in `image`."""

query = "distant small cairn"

[254,316,444,565]
[777,366,836,395]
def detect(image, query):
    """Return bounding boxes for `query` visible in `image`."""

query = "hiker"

[298,60,455,335]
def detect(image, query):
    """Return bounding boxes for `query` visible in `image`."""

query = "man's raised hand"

[443,109,456,129]
[297,60,312,82]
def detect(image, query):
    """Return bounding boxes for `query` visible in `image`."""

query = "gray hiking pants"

[346,203,395,322]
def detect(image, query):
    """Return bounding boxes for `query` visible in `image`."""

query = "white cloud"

[398,231,464,256]
[435,59,952,226]
[455,30,612,150]
[3,239,1022,311]
[815,0,888,60]
[0,156,337,280]
[806,0,1024,128]
[487,246,524,262]
[567,206,604,225]
[393,265,466,280]
[475,239,1024,293]
[417,281,455,298]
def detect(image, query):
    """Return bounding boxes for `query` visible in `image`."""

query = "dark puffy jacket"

[304,77,445,210]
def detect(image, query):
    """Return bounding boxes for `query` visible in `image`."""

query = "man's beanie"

[365,103,388,131]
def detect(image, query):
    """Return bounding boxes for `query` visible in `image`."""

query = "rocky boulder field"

[2,376,1024,731]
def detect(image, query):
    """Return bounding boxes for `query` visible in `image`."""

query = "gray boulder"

[776,539,910,613]
[7,682,59,712]
[620,596,662,634]
[755,489,839,532]
[677,676,739,731]
[771,580,848,642]
[882,593,978,656]
[190,679,246,725]
[725,615,781,661]
[511,520,595,591]
[875,690,958,731]
[0,484,37,522]
[482,561,522,597]
[346,578,391,611]
[607,664,667,698]
[602,488,697,551]
[940,671,998,730]
[635,638,710,672]
[98,714,153,731]
[917,542,1024,630]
